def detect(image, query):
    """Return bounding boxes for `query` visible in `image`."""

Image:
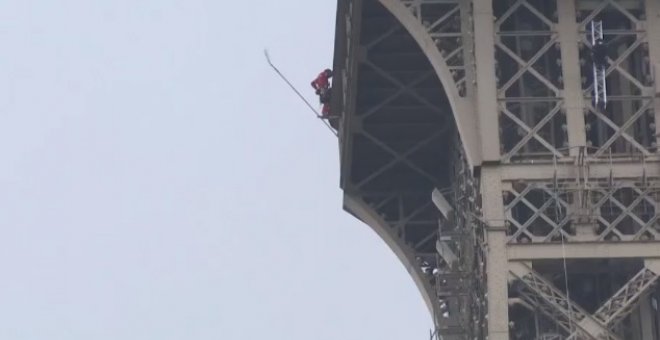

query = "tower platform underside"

[333,0,660,339]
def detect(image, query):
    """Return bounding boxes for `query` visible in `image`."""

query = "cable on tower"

[264,50,338,136]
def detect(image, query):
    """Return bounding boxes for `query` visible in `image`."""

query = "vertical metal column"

[472,0,509,337]
[557,0,587,156]
[472,0,510,338]
[460,0,476,100]
[481,167,509,340]
[646,0,660,145]
[473,0,501,162]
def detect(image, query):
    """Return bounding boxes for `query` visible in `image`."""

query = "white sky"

[0,1,431,339]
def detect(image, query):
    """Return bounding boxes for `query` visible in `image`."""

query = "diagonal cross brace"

[564,267,659,339]
[592,184,658,241]
[500,103,565,159]
[505,184,571,242]
[596,186,654,241]
[510,263,620,340]
[516,283,606,340]
[564,268,659,339]
[595,268,659,325]
[516,288,577,336]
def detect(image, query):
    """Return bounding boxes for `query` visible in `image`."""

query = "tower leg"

[482,167,509,339]
[557,0,587,155]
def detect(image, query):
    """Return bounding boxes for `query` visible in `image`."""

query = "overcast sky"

[0,1,431,339]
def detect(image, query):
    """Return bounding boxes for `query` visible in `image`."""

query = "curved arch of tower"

[332,0,660,339]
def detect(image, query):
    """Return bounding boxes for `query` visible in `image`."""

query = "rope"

[263,50,338,136]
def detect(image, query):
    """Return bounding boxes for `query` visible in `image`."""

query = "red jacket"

[311,71,330,91]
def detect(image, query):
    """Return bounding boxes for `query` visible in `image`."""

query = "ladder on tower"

[591,21,607,110]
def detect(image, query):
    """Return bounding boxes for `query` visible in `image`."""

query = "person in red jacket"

[311,69,332,93]
[311,69,333,117]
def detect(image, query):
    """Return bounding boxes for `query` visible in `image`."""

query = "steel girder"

[512,263,659,340]
[495,161,660,181]
[510,263,618,340]
[507,241,660,260]
[563,267,659,339]
[503,179,660,243]
[592,268,659,326]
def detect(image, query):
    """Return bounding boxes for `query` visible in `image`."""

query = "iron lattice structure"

[332,0,660,339]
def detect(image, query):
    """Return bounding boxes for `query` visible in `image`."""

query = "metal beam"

[565,267,659,339]
[497,161,660,181]
[557,0,587,156]
[510,263,619,340]
[646,0,660,148]
[593,268,659,326]
[473,0,500,161]
[481,165,510,340]
[577,0,643,11]
[516,290,575,335]
[507,241,660,260]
